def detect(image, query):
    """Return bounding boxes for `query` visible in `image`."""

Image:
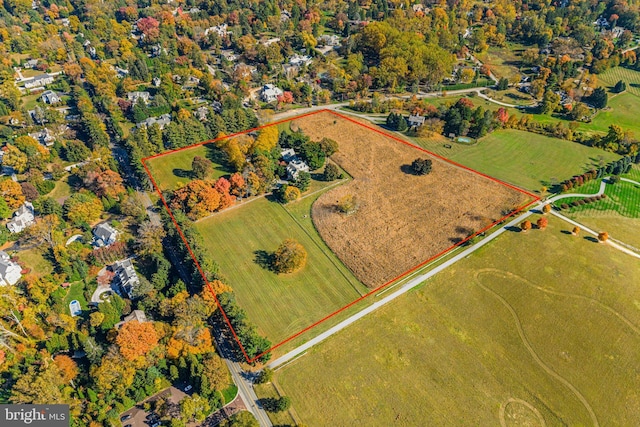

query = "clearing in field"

[291,112,532,288]
[412,129,620,191]
[266,217,640,426]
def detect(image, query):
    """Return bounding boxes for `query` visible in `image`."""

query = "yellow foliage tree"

[116,321,159,361]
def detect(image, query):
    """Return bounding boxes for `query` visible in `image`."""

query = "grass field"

[583,91,640,135]
[476,43,527,80]
[412,129,620,191]
[145,143,230,191]
[293,112,530,288]
[597,66,640,96]
[194,194,367,344]
[15,248,53,277]
[267,217,640,425]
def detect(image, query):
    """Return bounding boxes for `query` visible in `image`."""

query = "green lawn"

[412,129,620,191]
[145,143,231,191]
[581,91,640,135]
[268,217,640,426]
[63,281,89,311]
[15,248,52,277]
[476,43,527,80]
[48,175,72,201]
[597,66,640,96]
[194,194,367,344]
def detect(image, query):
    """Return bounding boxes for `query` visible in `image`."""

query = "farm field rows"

[411,129,620,191]
[267,217,640,426]
[597,66,640,96]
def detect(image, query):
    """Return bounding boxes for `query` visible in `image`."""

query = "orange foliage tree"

[115,321,159,361]
[520,220,532,232]
[598,231,609,242]
[536,217,548,229]
[0,179,25,209]
[170,179,222,220]
[84,169,126,199]
[53,355,78,383]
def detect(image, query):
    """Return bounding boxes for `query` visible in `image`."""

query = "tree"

[116,320,159,361]
[281,185,301,203]
[63,192,103,225]
[411,158,433,175]
[520,220,532,232]
[272,239,307,274]
[84,169,126,199]
[597,231,608,242]
[20,182,39,201]
[589,87,608,109]
[541,90,561,114]
[171,180,222,220]
[180,394,211,422]
[272,396,291,412]
[536,217,548,230]
[136,222,166,255]
[64,140,91,162]
[0,198,10,219]
[192,156,213,180]
[220,411,259,427]
[337,194,359,214]
[229,173,246,196]
[0,179,25,209]
[497,77,509,90]
[255,368,273,384]
[542,204,551,214]
[53,355,78,384]
[1,145,28,174]
[572,226,580,235]
[613,80,627,93]
[323,163,341,181]
[318,138,339,156]
[293,171,311,192]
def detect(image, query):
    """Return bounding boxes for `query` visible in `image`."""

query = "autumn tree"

[84,169,126,199]
[53,355,78,384]
[0,179,25,209]
[1,144,28,173]
[229,173,246,196]
[520,220,532,232]
[220,411,259,427]
[542,204,551,214]
[135,222,166,255]
[180,394,211,423]
[572,226,580,235]
[192,156,213,180]
[337,194,359,214]
[252,126,279,154]
[63,192,103,225]
[272,239,307,274]
[536,217,548,230]
[115,320,159,361]
[597,231,608,242]
[171,180,221,220]
[280,185,301,203]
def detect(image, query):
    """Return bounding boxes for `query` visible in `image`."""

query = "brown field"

[291,112,532,288]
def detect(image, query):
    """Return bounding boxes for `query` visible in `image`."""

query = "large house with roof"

[260,84,284,103]
[40,90,61,105]
[113,259,140,299]
[137,113,172,129]
[93,223,118,247]
[0,251,21,286]
[126,91,151,105]
[24,74,54,89]
[7,202,35,234]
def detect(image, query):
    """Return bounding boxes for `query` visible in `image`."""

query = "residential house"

[281,148,296,162]
[137,113,172,129]
[40,90,61,105]
[283,64,300,79]
[408,115,426,128]
[194,106,209,121]
[115,66,129,78]
[152,76,162,87]
[126,91,151,105]
[7,202,35,234]
[113,259,140,299]
[289,54,313,66]
[0,251,21,286]
[204,24,229,37]
[260,84,284,103]
[28,128,55,146]
[115,310,148,329]
[23,59,39,69]
[93,222,118,247]
[24,74,54,89]
[220,50,238,62]
[211,100,223,113]
[286,158,310,180]
[317,34,340,47]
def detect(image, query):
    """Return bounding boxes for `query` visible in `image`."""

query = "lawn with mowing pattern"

[597,66,640,96]
[412,129,620,191]
[266,217,640,426]
[145,143,230,191]
[194,194,367,344]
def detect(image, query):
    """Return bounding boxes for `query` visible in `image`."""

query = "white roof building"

[260,84,284,103]
[0,251,22,286]
[137,113,172,129]
[408,115,426,127]
[41,90,61,105]
[126,91,151,105]
[7,202,35,234]
[93,223,118,247]
[204,24,229,37]
[287,158,310,180]
[113,259,140,299]
[24,74,54,89]
[289,54,313,66]
[28,128,55,147]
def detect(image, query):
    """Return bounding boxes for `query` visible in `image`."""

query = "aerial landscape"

[0,0,639,426]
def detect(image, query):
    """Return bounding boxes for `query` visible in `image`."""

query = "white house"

[194,106,209,121]
[289,54,312,67]
[281,148,296,162]
[408,115,426,127]
[113,259,140,299]
[126,91,151,105]
[23,59,39,69]
[7,202,35,234]
[24,74,54,89]
[137,113,172,129]
[287,158,310,180]
[0,251,22,286]
[28,128,55,147]
[204,24,229,37]
[260,84,284,103]
[93,223,118,247]
[317,34,340,47]
[152,76,162,87]
[40,90,61,105]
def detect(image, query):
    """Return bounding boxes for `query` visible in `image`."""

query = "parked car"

[120,414,131,422]
[184,385,193,392]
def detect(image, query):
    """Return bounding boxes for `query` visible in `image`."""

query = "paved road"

[212,328,273,427]
[268,178,639,368]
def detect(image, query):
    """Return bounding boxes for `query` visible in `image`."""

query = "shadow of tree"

[584,236,599,243]
[253,250,274,271]
[400,164,418,175]
[505,226,521,232]
[173,168,192,179]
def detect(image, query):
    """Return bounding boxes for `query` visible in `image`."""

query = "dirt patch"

[291,112,531,288]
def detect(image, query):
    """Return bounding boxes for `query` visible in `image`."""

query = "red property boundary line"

[142,109,540,363]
